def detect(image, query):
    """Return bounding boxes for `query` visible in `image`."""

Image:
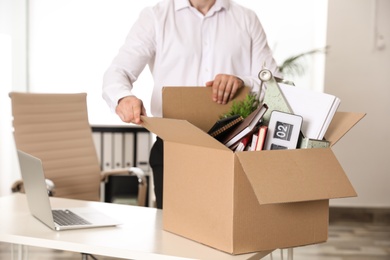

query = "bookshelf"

[90,124,154,207]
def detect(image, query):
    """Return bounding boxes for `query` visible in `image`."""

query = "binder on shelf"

[136,132,151,172]
[124,132,135,167]
[113,132,123,168]
[102,132,113,171]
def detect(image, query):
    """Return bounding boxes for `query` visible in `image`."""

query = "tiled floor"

[1,221,389,260]
[274,222,390,260]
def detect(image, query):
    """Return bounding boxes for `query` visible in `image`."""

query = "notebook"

[17,149,121,231]
[279,83,341,140]
[221,103,268,148]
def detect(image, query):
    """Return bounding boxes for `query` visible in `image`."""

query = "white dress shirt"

[103,0,280,117]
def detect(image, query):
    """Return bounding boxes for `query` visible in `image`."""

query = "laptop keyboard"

[52,209,91,226]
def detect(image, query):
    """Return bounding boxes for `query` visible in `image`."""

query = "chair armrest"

[11,179,56,196]
[101,168,130,182]
[101,167,148,207]
[101,167,145,182]
[11,180,24,193]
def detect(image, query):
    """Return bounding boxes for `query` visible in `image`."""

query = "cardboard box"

[141,87,365,255]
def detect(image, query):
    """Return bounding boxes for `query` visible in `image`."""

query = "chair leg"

[287,248,293,260]
[11,244,25,260]
[81,253,98,260]
[137,176,148,207]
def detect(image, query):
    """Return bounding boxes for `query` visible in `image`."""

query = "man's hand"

[206,74,244,105]
[115,95,146,124]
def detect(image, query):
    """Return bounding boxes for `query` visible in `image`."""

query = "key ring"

[258,68,273,82]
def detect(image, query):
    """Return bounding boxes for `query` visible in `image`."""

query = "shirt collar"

[174,0,190,11]
[174,0,230,12]
[212,0,230,12]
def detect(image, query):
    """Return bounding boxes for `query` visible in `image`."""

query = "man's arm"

[102,7,156,117]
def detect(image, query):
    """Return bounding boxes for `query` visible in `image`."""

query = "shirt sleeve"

[102,7,157,112]
[237,9,282,101]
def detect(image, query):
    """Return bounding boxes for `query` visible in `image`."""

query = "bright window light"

[28,1,327,123]
[0,33,16,196]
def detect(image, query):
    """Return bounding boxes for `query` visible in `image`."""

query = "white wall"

[0,0,27,197]
[27,0,161,125]
[326,0,390,208]
[27,0,327,124]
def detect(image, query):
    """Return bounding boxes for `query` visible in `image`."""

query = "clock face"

[273,121,294,141]
[264,111,303,150]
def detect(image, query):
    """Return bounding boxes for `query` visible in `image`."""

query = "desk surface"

[0,194,272,260]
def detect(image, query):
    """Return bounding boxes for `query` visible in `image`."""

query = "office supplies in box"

[141,87,365,255]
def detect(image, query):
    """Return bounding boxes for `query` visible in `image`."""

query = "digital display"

[273,121,294,141]
[264,111,303,151]
[270,143,287,150]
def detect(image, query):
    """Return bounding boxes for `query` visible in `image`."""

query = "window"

[28,0,328,124]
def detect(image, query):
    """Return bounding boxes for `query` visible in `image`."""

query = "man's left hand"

[206,74,244,105]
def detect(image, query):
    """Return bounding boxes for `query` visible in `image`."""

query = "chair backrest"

[10,92,101,201]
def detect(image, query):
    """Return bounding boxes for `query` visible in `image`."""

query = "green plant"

[221,93,259,119]
[221,47,328,120]
[278,46,328,77]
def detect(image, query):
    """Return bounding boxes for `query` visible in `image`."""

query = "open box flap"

[162,86,250,132]
[325,112,366,146]
[142,116,229,150]
[236,148,357,205]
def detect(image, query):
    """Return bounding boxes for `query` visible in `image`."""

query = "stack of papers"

[279,84,340,140]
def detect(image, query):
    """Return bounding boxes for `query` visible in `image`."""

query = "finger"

[221,78,235,104]
[211,74,227,103]
[116,106,131,123]
[220,86,231,104]
[211,81,219,102]
[222,91,231,104]
[131,102,143,124]
[228,80,240,101]
[141,106,147,117]
[205,81,213,87]
[217,85,226,104]
[229,78,244,101]
[217,79,229,104]
[205,80,218,101]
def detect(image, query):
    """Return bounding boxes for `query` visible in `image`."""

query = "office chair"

[9,92,147,206]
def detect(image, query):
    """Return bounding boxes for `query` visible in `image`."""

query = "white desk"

[0,194,273,260]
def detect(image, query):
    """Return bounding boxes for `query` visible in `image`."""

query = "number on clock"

[273,121,294,141]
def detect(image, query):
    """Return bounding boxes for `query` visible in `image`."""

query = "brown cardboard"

[141,87,365,255]
[325,111,366,146]
[162,86,250,132]
[237,148,357,204]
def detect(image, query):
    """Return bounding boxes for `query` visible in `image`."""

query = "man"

[103,0,280,209]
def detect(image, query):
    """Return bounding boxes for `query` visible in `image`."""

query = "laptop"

[17,149,121,231]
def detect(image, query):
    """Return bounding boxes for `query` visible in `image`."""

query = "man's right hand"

[115,96,146,124]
